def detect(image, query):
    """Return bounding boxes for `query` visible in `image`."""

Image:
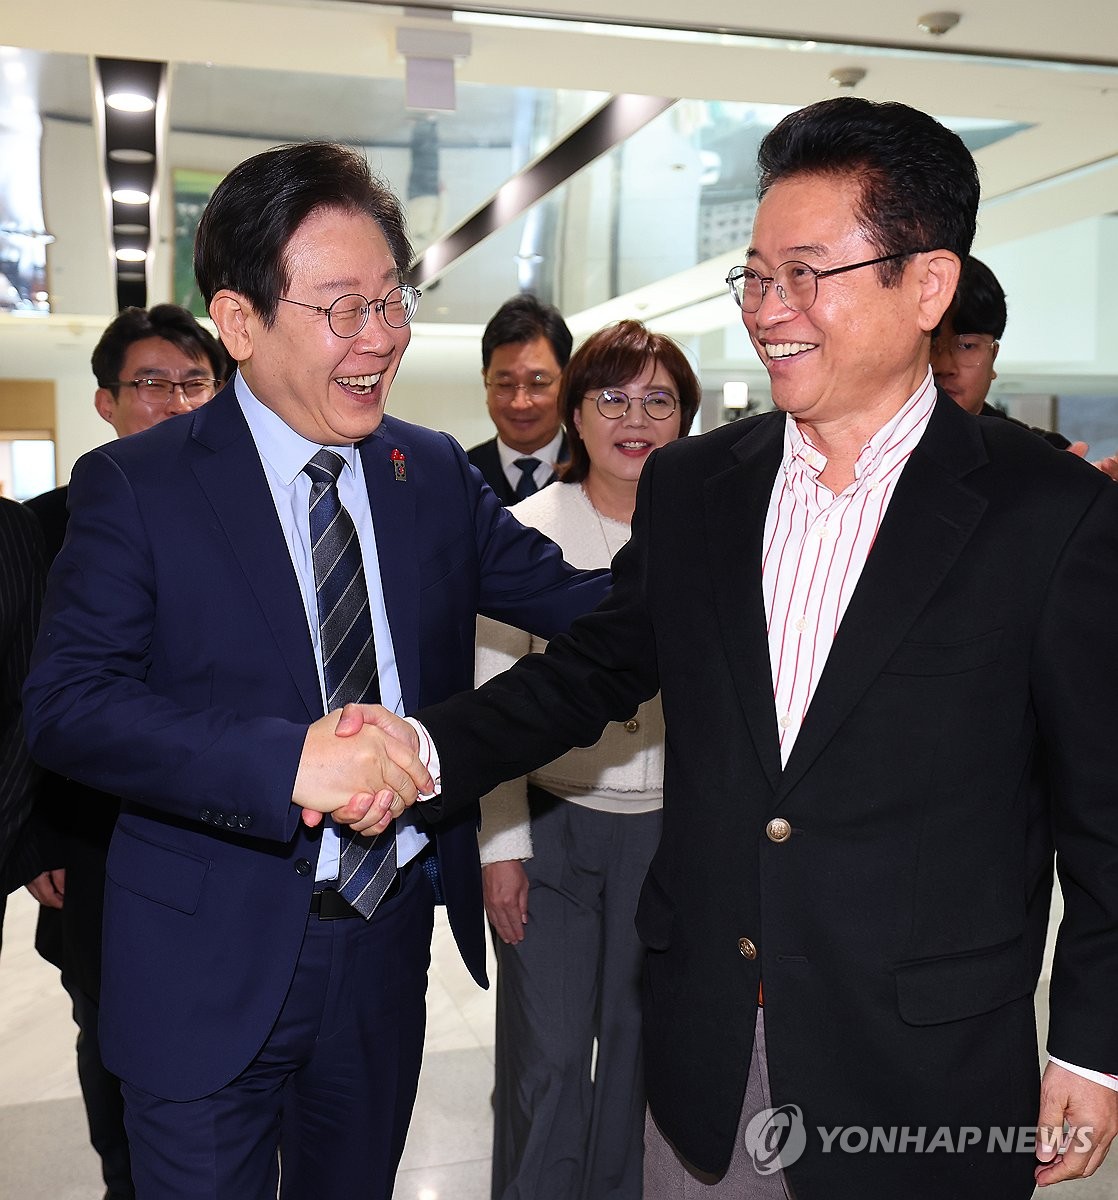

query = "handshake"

[292,704,434,837]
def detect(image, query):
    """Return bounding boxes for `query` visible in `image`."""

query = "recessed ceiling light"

[113,223,149,235]
[106,92,155,113]
[112,188,150,205]
[109,148,155,164]
[115,247,148,262]
[917,11,961,35]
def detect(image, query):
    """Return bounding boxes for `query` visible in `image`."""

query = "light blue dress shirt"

[235,375,427,881]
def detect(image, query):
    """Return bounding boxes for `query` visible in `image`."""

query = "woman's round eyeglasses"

[592,389,678,420]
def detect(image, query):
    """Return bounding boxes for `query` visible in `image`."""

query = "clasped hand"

[292,704,429,836]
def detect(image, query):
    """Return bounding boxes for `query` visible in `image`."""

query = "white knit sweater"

[475,482,665,865]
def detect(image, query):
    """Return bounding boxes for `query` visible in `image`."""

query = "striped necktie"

[304,448,396,917]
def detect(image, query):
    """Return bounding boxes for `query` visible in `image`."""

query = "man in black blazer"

[467,294,572,504]
[0,496,45,951]
[24,303,228,1200]
[356,98,1118,1199]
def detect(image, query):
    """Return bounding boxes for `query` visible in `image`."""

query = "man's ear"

[93,387,117,426]
[915,251,961,333]
[209,291,254,363]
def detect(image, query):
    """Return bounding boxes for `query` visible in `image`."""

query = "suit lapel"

[705,416,785,791]
[361,427,421,712]
[778,396,989,799]
[190,390,322,719]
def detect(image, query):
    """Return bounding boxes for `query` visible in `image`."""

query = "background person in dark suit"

[0,496,45,952]
[467,294,572,505]
[352,97,1118,1200]
[24,302,229,1200]
[23,142,608,1200]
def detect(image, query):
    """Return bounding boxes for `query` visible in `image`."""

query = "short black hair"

[481,294,573,371]
[91,304,231,387]
[757,97,979,286]
[947,256,1007,339]
[193,141,413,327]
[559,320,700,485]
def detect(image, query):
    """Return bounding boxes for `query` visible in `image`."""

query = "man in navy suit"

[23,141,607,1200]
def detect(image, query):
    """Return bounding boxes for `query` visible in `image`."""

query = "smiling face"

[743,173,954,439]
[94,336,217,438]
[211,206,410,445]
[483,335,564,454]
[573,358,682,492]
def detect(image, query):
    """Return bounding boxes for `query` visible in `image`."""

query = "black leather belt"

[310,852,421,919]
[309,888,362,919]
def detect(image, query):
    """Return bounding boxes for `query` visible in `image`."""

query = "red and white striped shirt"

[763,371,937,766]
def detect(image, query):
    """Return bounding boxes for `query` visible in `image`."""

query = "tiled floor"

[2,886,1116,1198]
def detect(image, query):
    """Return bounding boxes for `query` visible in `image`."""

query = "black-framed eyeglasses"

[930,333,998,369]
[592,389,678,421]
[484,375,558,403]
[276,284,421,336]
[725,250,928,314]
[111,377,222,405]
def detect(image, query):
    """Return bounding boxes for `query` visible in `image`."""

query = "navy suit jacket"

[24,386,608,1100]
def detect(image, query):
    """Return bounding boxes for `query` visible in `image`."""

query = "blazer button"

[766,817,792,843]
[739,937,757,959]
[239,815,253,830]
[201,808,212,822]
[623,718,640,733]
[294,859,312,876]
[225,814,239,829]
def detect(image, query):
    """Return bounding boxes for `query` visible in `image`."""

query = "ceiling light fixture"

[829,67,867,88]
[115,247,148,262]
[111,188,150,205]
[105,91,155,113]
[917,11,962,35]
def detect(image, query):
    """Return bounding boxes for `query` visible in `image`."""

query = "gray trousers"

[644,1009,795,1199]
[490,788,662,1200]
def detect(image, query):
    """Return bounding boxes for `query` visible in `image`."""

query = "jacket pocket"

[106,826,210,915]
[882,628,1002,677]
[894,933,1033,1026]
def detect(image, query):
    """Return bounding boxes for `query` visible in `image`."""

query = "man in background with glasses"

[23,142,607,1200]
[930,255,1071,447]
[468,293,572,505]
[362,97,1118,1199]
[22,302,228,1200]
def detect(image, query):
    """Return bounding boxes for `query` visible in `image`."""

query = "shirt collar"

[235,371,358,485]
[783,368,937,489]
[496,427,564,471]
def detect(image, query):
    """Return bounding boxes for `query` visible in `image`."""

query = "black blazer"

[0,498,45,901]
[420,395,1118,1200]
[466,433,569,507]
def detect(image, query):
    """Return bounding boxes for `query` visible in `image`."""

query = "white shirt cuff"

[404,717,442,798]
[1048,1056,1118,1092]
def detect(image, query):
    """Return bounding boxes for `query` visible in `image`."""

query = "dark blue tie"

[513,456,541,500]
[304,448,396,917]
